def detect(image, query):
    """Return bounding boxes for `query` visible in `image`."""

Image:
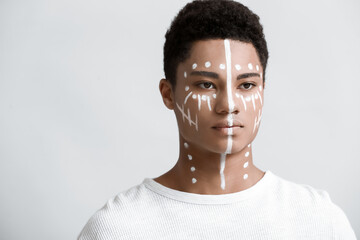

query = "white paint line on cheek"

[205,61,211,68]
[235,64,241,71]
[192,178,197,183]
[253,109,262,133]
[256,90,262,105]
[251,94,256,111]
[207,96,212,111]
[245,96,251,102]
[240,95,247,111]
[184,91,193,104]
[212,94,216,99]
[185,86,189,91]
[219,63,225,70]
[244,161,249,168]
[235,93,240,98]
[201,95,207,101]
[192,63,197,69]
[197,94,201,110]
[184,142,189,148]
[176,102,198,131]
[220,153,226,189]
[255,94,258,99]
[184,71,187,78]
[188,154,193,160]
[190,166,196,172]
[243,174,248,180]
[248,63,253,70]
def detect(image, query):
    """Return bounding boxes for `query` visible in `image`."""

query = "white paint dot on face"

[248,143,251,147]
[245,96,251,102]
[185,86,189,91]
[243,174,248,180]
[188,154,193,160]
[256,65,259,71]
[235,64,241,71]
[219,64,225,70]
[192,63,197,69]
[205,61,211,68]
[243,161,249,168]
[255,94,258,99]
[245,152,250,157]
[201,95,207,101]
[192,178,197,184]
[248,63,253,70]
[192,94,197,99]
[235,93,240,98]
[212,94,216,99]
[184,71,187,78]
[184,142,189,148]
[190,166,196,172]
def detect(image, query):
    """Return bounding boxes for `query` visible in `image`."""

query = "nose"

[214,90,240,115]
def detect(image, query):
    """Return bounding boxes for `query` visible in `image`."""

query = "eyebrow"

[237,72,260,80]
[190,71,260,80]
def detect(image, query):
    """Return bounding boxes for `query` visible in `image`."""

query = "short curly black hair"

[163,0,269,88]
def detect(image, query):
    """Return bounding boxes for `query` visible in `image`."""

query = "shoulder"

[269,172,357,239]
[77,182,153,240]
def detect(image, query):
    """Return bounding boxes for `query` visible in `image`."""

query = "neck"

[154,136,265,195]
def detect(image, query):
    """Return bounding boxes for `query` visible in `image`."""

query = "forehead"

[185,39,260,65]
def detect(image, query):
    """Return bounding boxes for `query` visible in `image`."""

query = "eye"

[198,82,215,89]
[239,82,256,90]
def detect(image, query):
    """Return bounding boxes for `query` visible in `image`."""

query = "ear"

[159,78,175,110]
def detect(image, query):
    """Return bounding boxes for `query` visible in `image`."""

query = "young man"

[78,0,356,239]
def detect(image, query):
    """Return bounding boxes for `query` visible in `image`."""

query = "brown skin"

[156,39,265,194]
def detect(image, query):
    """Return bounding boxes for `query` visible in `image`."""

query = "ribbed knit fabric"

[77,170,357,239]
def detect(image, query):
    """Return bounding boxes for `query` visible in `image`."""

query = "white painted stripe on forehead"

[224,39,234,112]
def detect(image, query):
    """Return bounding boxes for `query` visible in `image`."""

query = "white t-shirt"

[78,170,357,239]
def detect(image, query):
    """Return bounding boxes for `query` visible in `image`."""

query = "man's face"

[173,39,264,154]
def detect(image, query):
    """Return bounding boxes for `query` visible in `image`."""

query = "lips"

[212,120,244,129]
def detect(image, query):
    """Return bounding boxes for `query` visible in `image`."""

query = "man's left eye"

[199,82,215,89]
[240,83,255,90]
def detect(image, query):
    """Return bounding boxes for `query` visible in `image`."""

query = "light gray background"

[0,0,359,239]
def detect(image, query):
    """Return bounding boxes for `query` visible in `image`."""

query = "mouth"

[211,121,244,135]
[212,121,244,129]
